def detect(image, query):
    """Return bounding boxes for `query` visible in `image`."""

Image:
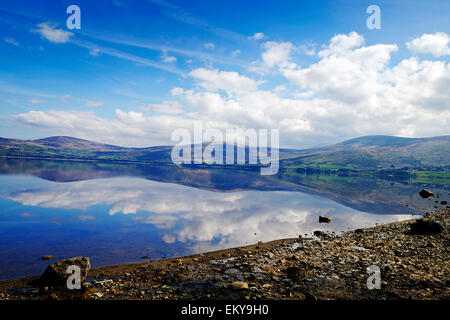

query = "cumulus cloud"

[406,32,450,57]
[248,41,295,74]
[33,22,73,43]
[281,35,398,104]
[12,108,193,147]
[261,41,294,68]
[189,68,260,95]
[318,31,364,58]
[171,87,184,96]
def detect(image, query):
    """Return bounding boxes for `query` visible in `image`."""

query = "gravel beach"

[1,208,448,301]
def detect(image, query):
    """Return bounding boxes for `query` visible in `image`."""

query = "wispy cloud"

[0,83,55,98]
[249,32,264,40]
[84,100,103,108]
[0,12,185,75]
[147,0,247,42]
[0,8,245,71]
[89,48,100,56]
[4,37,19,46]
[79,31,247,68]
[204,42,215,50]
[29,98,47,104]
[160,50,177,63]
[71,39,185,75]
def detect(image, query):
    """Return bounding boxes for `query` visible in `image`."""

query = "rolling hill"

[0,135,449,172]
[280,135,450,171]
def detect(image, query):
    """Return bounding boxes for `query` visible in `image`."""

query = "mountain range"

[0,135,449,172]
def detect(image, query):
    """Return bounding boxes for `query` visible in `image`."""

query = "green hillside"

[280,135,450,172]
[0,135,449,175]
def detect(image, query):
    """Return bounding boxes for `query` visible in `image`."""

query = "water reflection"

[1,158,447,280]
[0,173,420,280]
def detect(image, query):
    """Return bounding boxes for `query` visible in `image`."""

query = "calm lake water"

[0,158,446,280]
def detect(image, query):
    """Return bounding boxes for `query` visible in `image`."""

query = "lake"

[0,158,447,280]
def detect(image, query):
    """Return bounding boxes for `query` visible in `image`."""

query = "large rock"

[410,219,443,235]
[36,257,90,287]
[419,189,434,199]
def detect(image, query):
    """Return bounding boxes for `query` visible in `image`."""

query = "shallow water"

[0,159,446,280]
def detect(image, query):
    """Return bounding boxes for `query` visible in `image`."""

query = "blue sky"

[0,0,449,147]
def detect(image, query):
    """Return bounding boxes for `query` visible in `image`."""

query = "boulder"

[410,220,444,235]
[35,257,90,287]
[419,189,434,199]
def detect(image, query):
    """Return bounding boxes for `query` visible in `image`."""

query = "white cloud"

[281,33,398,104]
[89,48,100,56]
[318,31,364,58]
[249,32,264,40]
[115,109,147,123]
[7,177,416,252]
[160,50,177,63]
[171,87,184,96]
[140,101,183,115]
[4,37,19,46]
[204,42,215,50]
[12,108,194,147]
[78,215,96,221]
[10,31,450,149]
[232,49,241,57]
[84,100,103,108]
[189,68,260,95]
[274,85,286,94]
[33,22,73,43]
[261,41,294,68]
[299,43,316,56]
[162,55,176,63]
[406,32,450,57]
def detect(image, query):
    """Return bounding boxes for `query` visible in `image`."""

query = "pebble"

[231,281,249,290]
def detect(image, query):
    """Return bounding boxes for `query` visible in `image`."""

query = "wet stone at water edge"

[33,257,91,288]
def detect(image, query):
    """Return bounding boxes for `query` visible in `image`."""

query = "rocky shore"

[0,208,449,301]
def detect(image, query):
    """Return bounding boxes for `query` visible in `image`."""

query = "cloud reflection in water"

[7,176,416,253]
